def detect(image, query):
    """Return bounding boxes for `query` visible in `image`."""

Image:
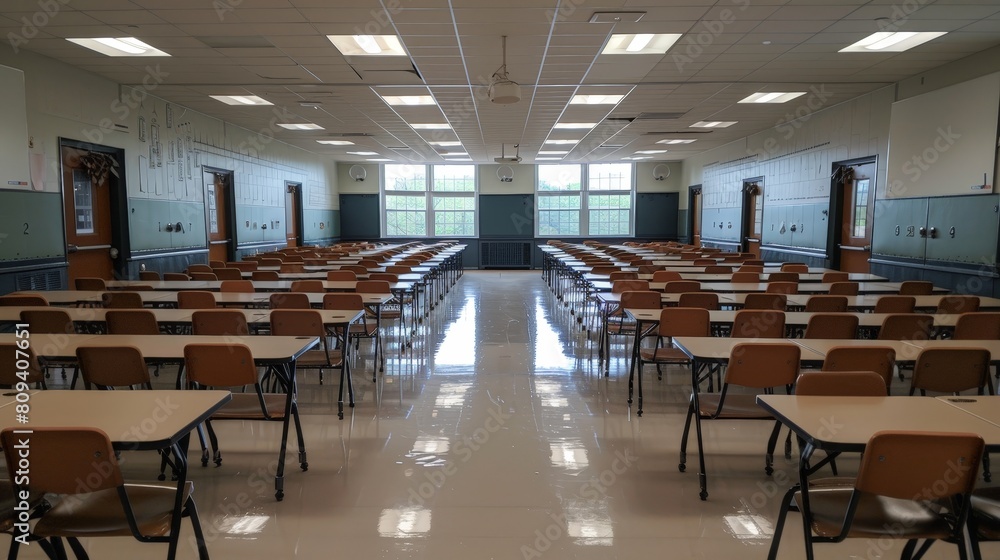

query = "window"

[536,163,634,236]
[72,169,95,235]
[382,164,476,237]
[852,178,870,238]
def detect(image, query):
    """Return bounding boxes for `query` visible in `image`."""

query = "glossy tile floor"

[24,270,995,558]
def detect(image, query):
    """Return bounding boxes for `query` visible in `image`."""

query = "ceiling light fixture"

[380,95,436,106]
[690,121,737,128]
[327,35,406,56]
[627,34,654,51]
[316,140,354,145]
[738,92,806,104]
[411,123,451,130]
[348,151,379,156]
[839,31,947,52]
[67,37,170,57]
[277,123,323,130]
[429,141,462,146]
[657,139,696,145]
[636,150,667,154]
[554,123,597,129]
[538,151,569,155]
[488,35,521,104]
[602,34,682,55]
[544,139,579,145]
[570,94,625,105]
[210,95,272,106]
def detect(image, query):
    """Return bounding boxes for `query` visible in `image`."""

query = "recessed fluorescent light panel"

[381,95,436,106]
[67,37,170,57]
[657,139,696,145]
[277,123,323,130]
[429,141,462,146]
[411,123,451,130]
[316,140,354,145]
[839,31,947,53]
[538,151,569,155]
[602,33,682,54]
[327,35,406,56]
[554,123,596,129]
[738,92,806,104]
[690,121,737,128]
[535,157,563,161]
[635,150,667,154]
[210,95,272,106]
[544,139,579,145]
[348,151,379,156]
[570,94,625,105]
[368,158,393,162]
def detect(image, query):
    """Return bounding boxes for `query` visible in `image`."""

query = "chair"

[638,265,663,275]
[899,280,934,295]
[75,277,106,290]
[0,344,45,389]
[357,259,380,268]
[937,296,981,315]
[355,280,399,372]
[878,313,933,341]
[213,268,243,281]
[220,280,255,293]
[662,281,701,294]
[609,271,638,281]
[189,272,218,281]
[269,292,312,309]
[703,265,732,274]
[607,291,661,361]
[323,293,377,363]
[679,343,800,500]
[768,431,983,560]
[259,258,283,267]
[191,310,249,336]
[803,314,859,340]
[731,309,785,338]
[970,488,1000,558]
[252,270,280,281]
[0,427,211,560]
[163,273,189,281]
[270,309,342,385]
[738,265,763,273]
[633,307,711,415]
[822,345,897,391]
[780,263,809,273]
[766,281,798,294]
[730,272,759,283]
[344,265,368,275]
[611,280,649,293]
[910,347,992,396]
[177,291,217,309]
[226,261,258,272]
[102,291,144,309]
[821,272,849,283]
[829,282,859,296]
[768,272,799,283]
[0,294,48,306]
[804,296,848,313]
[368,272,398,282]
[693,258,717,266]
[186,264,213,274]
[677,292,719,310]
[19,309,74,334]
[743,293,786,311]
[106,310,160,335]
[76,345,152,390]
[651,271,682,282]
[280,263,305,273]
[744,259,765,266]
[327,270,357,281]
[290,280,325,293]
[874,295,916,314]
[208,260,226,269]
[954,313,1000,340]
[795,371,887,397]
[139,271,160,281]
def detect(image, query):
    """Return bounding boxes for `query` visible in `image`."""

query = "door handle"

[837,244,870,252]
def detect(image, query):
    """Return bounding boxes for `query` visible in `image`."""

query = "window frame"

[535,163,635,237]
[381,164,478,238]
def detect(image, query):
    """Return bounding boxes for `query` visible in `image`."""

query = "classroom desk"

[937,395,1000,427]
[645,282,949,294]
[13,290,176,306]
[0,333,317,500]
[632,272,886,283]
[0,389,229,559]
[782,293,1000,312]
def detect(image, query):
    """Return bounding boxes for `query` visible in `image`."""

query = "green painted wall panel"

[925,194,998,265]
[0,190,64,263]
[479,194,533,238]
[872,198,928,259]
[302,209,337,242]
[701,206,742,242]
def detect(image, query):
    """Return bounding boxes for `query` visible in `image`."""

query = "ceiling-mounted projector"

[488,35,520,105]
[494,143,521,163]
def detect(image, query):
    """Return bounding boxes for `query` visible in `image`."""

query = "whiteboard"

[885,73,1000,198]
[0,64,30,189]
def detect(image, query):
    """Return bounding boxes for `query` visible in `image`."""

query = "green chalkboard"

[480,194,533,238]
[0,190,65,265]
[339,194,380,239]
[635,192,679,238]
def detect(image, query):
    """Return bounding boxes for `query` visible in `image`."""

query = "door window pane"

[72,169,94,235]
[852,179,870,238]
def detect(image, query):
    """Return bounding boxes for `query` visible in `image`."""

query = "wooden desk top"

[672,336,826,363]
[106,280,415,292]
[937,396,1000,428]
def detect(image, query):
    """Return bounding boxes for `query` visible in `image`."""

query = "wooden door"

[743,180,763,258]
[690,186,702,245]
[62,146,114,283]
[838,162,876,272]
[205,172,230,263]
[285,183,300,248]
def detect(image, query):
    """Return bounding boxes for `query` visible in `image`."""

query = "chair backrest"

[344,265,369,275]
[270,309,325,338]
[651,271,682,282]
[589,266,617,276]
[355,280,391,294]
[0,294,48,306]
[251,270,280,281]
[105,310,159,335]
[269,292,312,309]
[184,343,257,387]
[259,258,283,267]
[611,280,649,294]
[821,272,849,283]
[186,264,213,274]
[177,291,217,309]
[1,427,124,495]
[795,371,887,396]
[208,260,226,269]
[911,347,991,395]
[743,293,787,311]
[386,265,412,274]
[936,296,980,315]
[75,277,106,291]
[703,265,732,274]
[226,261,258,272]
[953,312,1000,340]
[855,431,982,501]
[661,280,701,294]
[822,345,896,389]
[878,313,933,341]
[609,271,638,281]
[780,263,809,273]
[289,280,325,293]
[369,273,399,282]
[803,313,859,340]
[190,272,219,281]
[768,272,799,283]
[0,344,43,386]
[323,293,364,311]
[220,280,255,293]
[356,259,379,268]
[163,273,189,281]
[899,281,934,296]
[139,271,160,281]
[638,265,663,275]
[737,265,763,273]
[805,295,848,313]
[191,309,249,336]
[692,258,717,266]
[725,343,800,388]
[677,292,719,310]
[829,282,860,296]
[766,281,798,294]
[101,291,143,309]
[327,270,357,281]
[19,309,74,334]
[873,296,916,314]
[730,272,759,283]
[619,290,661,310]
[658,307,711,338]
[213,268,243,281]
[76,345,151,389]
[731,310,785,338]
